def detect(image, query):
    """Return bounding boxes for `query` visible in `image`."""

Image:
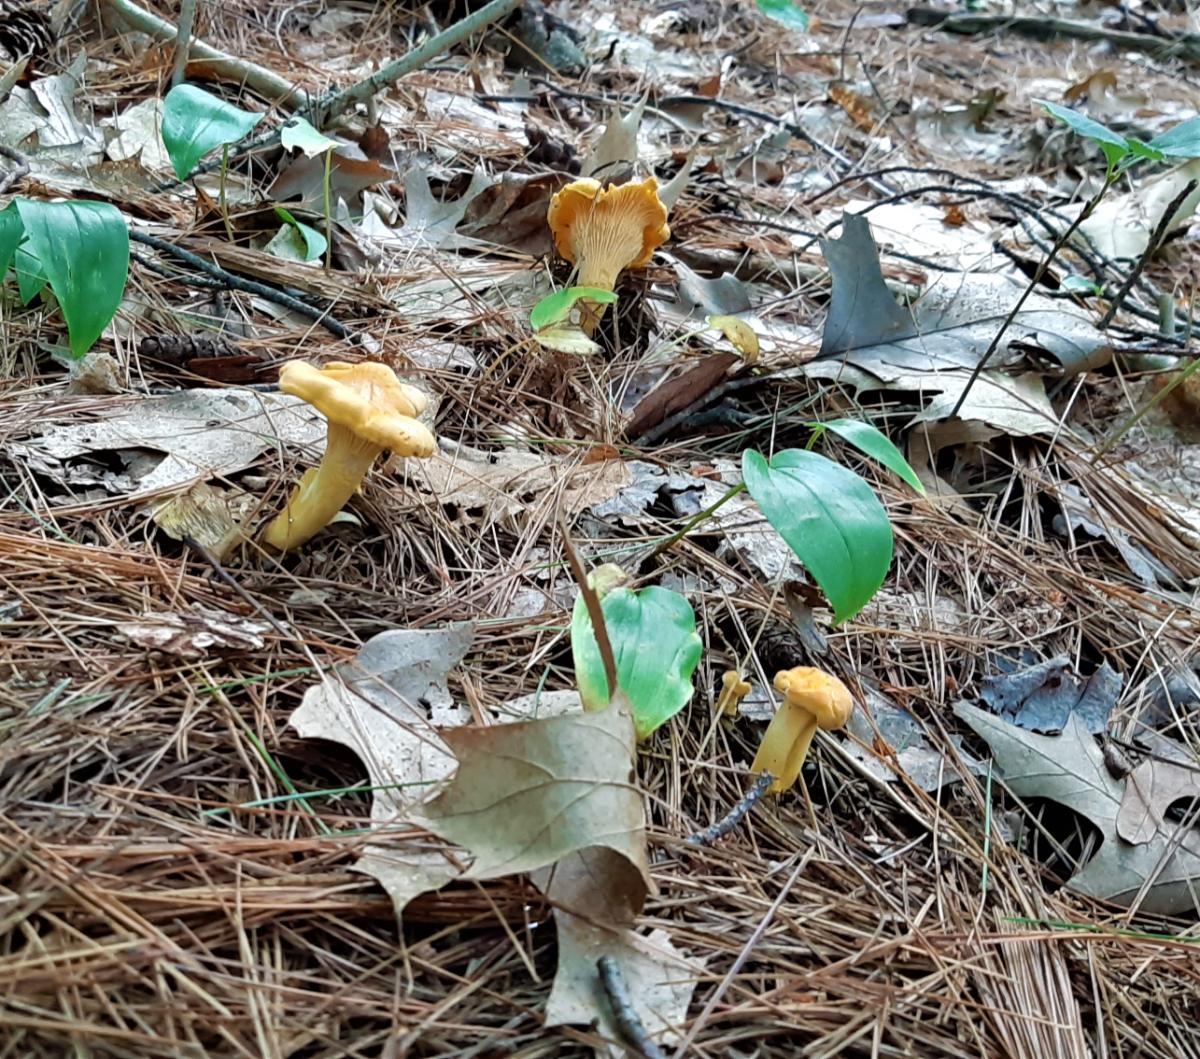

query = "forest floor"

[3,0,1200,1055]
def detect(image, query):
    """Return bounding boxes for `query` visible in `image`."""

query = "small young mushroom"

[546,176,670,333]
[261,360,435,553]
[751,667,855,793]
[717,670,752,717]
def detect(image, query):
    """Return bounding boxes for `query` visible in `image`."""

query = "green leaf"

[1062,274,1104,296]
[530,286,617,331]
[15,199,130,357]
[161,84,263,180]
[1123,138,1166,164]
[571,585,703,740]
[1147,115,1200,160]
[755,0,809,30]
[273,206,327,262]
[14,244,47,305]
[742,447,892,623]
[280,116,339,158]
[810,418,926,495]
[1037,100,1130,156]
[0,202,22,274]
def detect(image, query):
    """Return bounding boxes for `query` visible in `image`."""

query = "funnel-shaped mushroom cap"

[547,177,670,292]
[279,360,435,458]
[261,360,436,553]
[774,667,854,730]
[751,667,855,793]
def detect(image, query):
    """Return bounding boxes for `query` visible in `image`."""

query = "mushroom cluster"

[546,176,670,333]
[261,360,435,553]
[751,667,855,793]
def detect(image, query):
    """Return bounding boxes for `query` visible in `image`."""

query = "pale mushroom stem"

[260,423,382,552]
[777,717,818,793]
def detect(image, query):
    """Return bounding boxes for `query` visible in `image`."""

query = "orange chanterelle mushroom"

[751,667,855,793]
[546,176,670,332]
[261,360,435,553]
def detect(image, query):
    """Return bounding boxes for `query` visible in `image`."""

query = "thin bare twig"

[686,772,774,846]
[597,956,667,1059]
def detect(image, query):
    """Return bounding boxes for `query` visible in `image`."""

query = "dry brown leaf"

[418,699,651,884]
[271,149,393,208]
[289,627,474,915]
[117,606,269,657]
[408,442,631,526]
[1118,744,1200,846]
[536,848,699,1053]
[828,83,876,132]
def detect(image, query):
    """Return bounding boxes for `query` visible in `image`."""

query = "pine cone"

[0,1,51,63]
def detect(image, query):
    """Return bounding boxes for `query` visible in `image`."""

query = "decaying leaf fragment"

[956,700,1200,914]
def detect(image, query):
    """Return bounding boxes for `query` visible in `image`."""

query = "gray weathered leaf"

[955,700,1200,914]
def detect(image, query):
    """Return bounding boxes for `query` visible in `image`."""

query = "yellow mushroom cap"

[718,670,752,717]
[773,667,855,731]
[547,177,670,292]
[751,667,855,793]
[279,360,435,458]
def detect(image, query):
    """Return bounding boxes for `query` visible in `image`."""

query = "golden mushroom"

[751,667,855,793]
[717,670,752,717]
[546,176,670,333]
[261,360,435,553]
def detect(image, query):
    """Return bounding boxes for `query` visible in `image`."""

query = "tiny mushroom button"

[751,667,856,793]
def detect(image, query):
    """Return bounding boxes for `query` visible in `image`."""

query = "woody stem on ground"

[949,172,1118,418]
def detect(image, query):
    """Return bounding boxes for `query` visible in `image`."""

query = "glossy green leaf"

[14,244,47,305]
[280,116,339,158]
[0,202,22,274]
[1037,100,1128,153]
[1123,138,1166,164]
[530,286,617,331]
[161,84,263,180]
[755,0,809,30]
[742,447,893,623]
[1147,115,1200,160]
[810,418,926,495]
[571,585,703,740]
[15,199,129,357]
[273,206,327,262]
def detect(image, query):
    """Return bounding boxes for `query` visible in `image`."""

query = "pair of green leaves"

[744,418,923,624]
[0,199,129,358]
[571,583,703,741]
[1039,100,1200,172]
[570,419,922,738]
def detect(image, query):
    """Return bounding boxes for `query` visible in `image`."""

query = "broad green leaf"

[742,447,892,623]
[272,206,326,262]
[280,116,339,158]
[1123,138,1166,164]
[1147,115,1200,160]
[1037,100,1129,153]
[755,0,809,30]
[1062,274,1104,296]
[810,418,926,495]
[571,585,703,740]
[161,84,263,180]
[0,202,22,274]
[14,244,47,304]
[15,199,129,357]
[530,286,617,331]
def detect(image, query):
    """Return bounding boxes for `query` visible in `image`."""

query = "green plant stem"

[648,483,746,561]
[219,144,234,244]
[949,172,1117,418]
[322,148,332,271]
